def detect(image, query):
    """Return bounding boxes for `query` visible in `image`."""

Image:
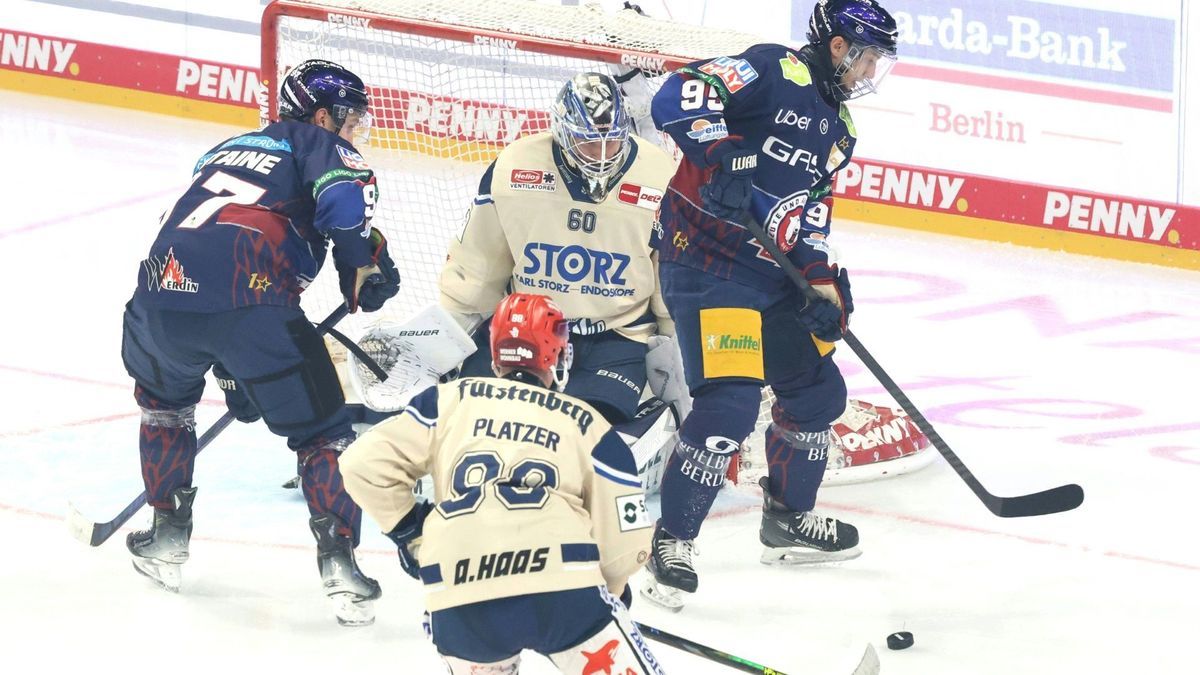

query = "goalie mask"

[491,293,573,390]
[551,72,632,201]
[279,59,373,144]
[807,0,899,101]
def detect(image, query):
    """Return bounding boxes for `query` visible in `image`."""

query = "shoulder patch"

[696,57,759,95]
[509,168,557,192]
[839,104,857,138]
[337,145,370,170]
[779,52,813,87]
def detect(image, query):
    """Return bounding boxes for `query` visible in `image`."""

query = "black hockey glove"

[212,363,260,423]
[795,264,853,343]
[699,142,757,220]
[338,227,400,313]
[385,499,435,580]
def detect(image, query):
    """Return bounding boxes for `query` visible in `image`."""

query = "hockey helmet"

[278,59,372,142]
[551,72,632,201]
[491,293,573,389]
[807,0,899,100]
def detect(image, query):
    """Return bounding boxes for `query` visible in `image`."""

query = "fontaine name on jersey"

[133,120,377,312]
[339,377,653,612]
[439,132,677,341]
[651,43,857,288]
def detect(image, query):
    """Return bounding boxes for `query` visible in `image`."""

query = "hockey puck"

[886,632,914,650]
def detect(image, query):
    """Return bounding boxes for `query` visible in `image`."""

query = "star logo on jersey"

[581,640,620,675]
[672,232,689,251]
[248,273,272,291]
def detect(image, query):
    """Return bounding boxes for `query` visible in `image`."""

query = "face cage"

[554,117,631,196]
[834,44,897,100]
[332,103,373,146]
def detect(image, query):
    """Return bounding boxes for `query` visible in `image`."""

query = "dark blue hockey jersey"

[133,120,377,312]
[651,43,856,287]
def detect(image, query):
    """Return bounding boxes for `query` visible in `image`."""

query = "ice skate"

[127,486,196,593]
[309,514,382,627]
[759,478,861,565]
[640,523,697,612]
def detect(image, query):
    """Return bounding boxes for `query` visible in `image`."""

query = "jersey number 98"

[438,451,560,518]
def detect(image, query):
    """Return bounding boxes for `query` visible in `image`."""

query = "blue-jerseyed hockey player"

[642,0,899,610]
[119,60,400,626]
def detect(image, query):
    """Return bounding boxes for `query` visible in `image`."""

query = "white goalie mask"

[551,72,632,201]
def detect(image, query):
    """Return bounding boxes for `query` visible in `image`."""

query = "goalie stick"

[636,622,880,675]
[66,305,351,547]
[738,215,1084,518]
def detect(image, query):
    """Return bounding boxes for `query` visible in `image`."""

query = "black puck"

[886,631,914,650]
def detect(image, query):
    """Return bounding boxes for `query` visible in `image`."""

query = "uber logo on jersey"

[520,242,631,285]
[774,108,811,130]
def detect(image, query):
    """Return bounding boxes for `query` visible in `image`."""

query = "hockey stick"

[635,622,880,675]
[738,215,1083,518]
[66,305,352,547]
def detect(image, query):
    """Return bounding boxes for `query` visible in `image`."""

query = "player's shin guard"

[135,398,198,510]
[296,435,363,545]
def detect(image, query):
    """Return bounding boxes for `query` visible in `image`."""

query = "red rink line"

[0,187,179,240]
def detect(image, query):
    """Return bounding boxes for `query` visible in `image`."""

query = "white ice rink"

[2,90,1198,674]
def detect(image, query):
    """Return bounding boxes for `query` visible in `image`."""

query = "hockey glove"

[385,498,434,580]
[338,227,401,313]
[698,142,757,220]
[212,363,260,423]
[795,264,853,343]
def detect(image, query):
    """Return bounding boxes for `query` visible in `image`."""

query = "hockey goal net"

[261,0,761,339]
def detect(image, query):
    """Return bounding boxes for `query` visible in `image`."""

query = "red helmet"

[490,293,572,386]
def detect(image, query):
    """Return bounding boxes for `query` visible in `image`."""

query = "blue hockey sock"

[297,435,364,546]
[764,422,830,513]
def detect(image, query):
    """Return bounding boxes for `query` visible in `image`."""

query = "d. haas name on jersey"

[452,546,550,585]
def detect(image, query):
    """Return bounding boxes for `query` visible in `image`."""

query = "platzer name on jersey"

[473,417,562,451]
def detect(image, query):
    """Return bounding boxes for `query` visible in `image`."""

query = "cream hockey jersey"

[439,132,677,341]
[339,376,654,612]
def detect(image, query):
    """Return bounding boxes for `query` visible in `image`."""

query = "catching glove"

[212,363,260,423]
[385,499,435,580]
[698,142,757,220]
[795,264,853,342]
[338,227,400,313]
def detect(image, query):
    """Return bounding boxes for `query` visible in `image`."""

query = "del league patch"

[336,145,370,170]
[617,183,663,211]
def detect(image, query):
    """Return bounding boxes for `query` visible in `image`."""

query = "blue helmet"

[806,0,899,99]
[278,59,371,136]
[551,72,632,202]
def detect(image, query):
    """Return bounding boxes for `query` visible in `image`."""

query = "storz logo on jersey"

[518,242,633,296]
[697,57,759,94]
[510,169,557,191]
[617,183,664,211]
[686,119,729,143]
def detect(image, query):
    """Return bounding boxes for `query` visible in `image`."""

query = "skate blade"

[759,545,862,566]
[639,577,686,612]
[131,558,182,593]
[328,593,376,627]
[281,475,301,489]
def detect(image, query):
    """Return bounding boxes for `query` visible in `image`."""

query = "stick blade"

[65,502,100,546]
[851,644,881,675]
[993,483,1084,518]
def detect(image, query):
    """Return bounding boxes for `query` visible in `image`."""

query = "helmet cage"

[833,43,897,100]
[807,1,899,100]
[551,73,632,200]
[279,60,373,144]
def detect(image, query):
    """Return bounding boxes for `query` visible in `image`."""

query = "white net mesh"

[268,0,762,338]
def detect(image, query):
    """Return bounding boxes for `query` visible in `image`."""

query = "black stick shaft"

[636,622,786,674]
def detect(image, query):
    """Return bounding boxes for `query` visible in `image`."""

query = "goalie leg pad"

[297,435,363,545]
[658,382,759,539]
[561,332,647,423]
